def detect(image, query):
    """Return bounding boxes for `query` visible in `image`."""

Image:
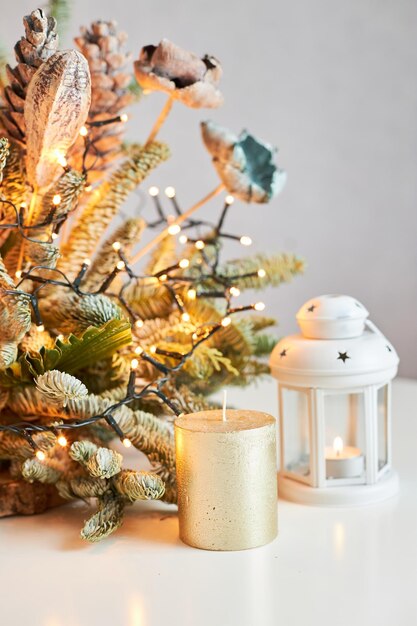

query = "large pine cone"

[0,9,58,146]
[70,20,134,184]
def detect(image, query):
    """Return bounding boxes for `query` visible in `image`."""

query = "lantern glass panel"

[281,387,310,481]
[377,385,388,472]
[323,392,366,482]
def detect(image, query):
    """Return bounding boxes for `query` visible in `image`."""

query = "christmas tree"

[0,8,303,541]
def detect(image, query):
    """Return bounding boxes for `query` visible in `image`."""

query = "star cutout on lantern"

[279,349,288,358]
[307,305,316,313]
[337,351,350,363]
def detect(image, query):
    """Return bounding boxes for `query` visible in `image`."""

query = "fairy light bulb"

[85,184,93,192]
[168,223,181,235]
[112,241,121,251]
[165,186,176,198]
[179,234,188,244]
[240,235,252,246]
[122,437,132,448]
[159,274,168,282]
[149,186,159,197]
[225,195,235,205]
[52,194,61,206]
[135,319,144,329]
[57,435,68,447]
[79,125,88,137]
[221,317,232,327]
[179,258,189,269]
[35,450,45,462]
[15,270,22,279]
[134,346,143,355]
[181,312,191,322]
[230,286,240,297]
[20,202,27,209]
[116,261,125,271]
[83,258,91,266]
[254,301,265,311]
[195,240,205,250]
[187,288,197,300]
[192,332,198,340]
[257,268,266,278]
[150,345,157,354]
[54,150,67,167]
[57,334,64,341]
[51,233,58,240]
[36,324,45,332]
[131,358,139,370]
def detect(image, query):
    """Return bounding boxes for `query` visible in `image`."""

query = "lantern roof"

[296,294,369,339]
[270,295,399,387]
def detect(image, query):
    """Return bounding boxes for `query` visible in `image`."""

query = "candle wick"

[222,389,227,422]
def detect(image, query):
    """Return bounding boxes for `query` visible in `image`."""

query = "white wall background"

[3,0,417,377]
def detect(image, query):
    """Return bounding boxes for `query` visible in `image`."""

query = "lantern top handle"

[296,294,369,339]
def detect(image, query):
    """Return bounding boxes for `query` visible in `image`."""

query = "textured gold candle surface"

[175,409,278,551]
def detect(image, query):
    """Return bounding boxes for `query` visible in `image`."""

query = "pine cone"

[70,20,134,183]
[0,9,58,146]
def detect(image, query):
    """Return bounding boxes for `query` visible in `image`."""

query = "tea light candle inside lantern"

[325,436,364,479]
[174,399,277,551]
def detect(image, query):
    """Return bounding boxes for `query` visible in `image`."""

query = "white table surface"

[0,378,416,626]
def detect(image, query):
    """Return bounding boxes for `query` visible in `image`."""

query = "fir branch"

[0,429,56,460]
[182,344,239,380]
[123,278,173,320]
[35,168,86,224]
[18,323,55,354]
[164,383,217,414]
[68,475,109,499]
[252,333,278,356]
[112,469,165,502]
[249,316,277,331]
[35,370,88,407]
[80,493,125,542]
[69,440,98,464]
[144,232,177,275]
[59,142,170,279]
[84,217,145,290]
[40,292,124,334]
[21,457,61,483]
[219,253,304,290]
[6,385,176,482]
[85,447,123,479]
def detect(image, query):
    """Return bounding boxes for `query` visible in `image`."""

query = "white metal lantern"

[269,294,399,506]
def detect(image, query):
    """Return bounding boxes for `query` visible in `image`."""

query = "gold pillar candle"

[175,409,278,551]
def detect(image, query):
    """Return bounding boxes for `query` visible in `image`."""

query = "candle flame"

[333,436,344,456]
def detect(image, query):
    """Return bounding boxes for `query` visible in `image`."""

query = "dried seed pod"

[24,49,91,190]
[134,39,223,108]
